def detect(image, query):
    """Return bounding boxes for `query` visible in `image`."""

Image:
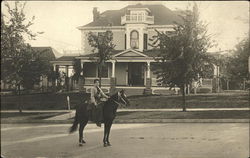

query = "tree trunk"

[18,84,22,113]
[66,76,69,91]
[182,84,187,112]
[98,66,102,88]
[248,88,250,109]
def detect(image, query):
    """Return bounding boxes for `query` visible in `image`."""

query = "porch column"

[144,61,152,95]
[110,61,116,95]
[39,76,43,92]
[112,61,116,77]
[147,61,151,78]
[53,64,58,92]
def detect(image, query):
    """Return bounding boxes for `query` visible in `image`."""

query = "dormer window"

[130,30,139,49]
[121,8,154,25]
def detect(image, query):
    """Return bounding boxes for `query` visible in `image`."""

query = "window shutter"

[125,34,127,49]
[144,34,148,50]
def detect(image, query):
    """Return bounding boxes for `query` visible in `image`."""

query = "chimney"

[93,7,100,22]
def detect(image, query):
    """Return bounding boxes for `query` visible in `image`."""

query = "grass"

[128,91,249,109]
[1,91,249,123]
[1,91,248,110]
[1,112,68,123]
[116,110,250,119]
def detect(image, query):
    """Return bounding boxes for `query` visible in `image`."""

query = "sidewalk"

[45,108,250,121]
[2,108,248,120]
[1,107,249,113]
[1,108,249,123]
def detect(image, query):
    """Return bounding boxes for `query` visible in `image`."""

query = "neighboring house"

[33,46,62,59]
[51,4,189,95]
[32,47,61,90]
[1,47,61,92]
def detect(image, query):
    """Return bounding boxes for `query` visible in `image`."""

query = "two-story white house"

[51,4,184,95]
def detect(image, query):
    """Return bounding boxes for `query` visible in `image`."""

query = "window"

[130,30,139,49]
[138,13,143,21]
[98,63,109,78]
[85,63,97,77]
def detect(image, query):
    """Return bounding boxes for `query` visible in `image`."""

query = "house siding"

[82,31,93,54]
[113,31,126,50]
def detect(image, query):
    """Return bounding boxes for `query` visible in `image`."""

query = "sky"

[2,1,249,54]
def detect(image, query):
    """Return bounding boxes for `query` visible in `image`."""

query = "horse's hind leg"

[79,123,84,146]
[79,121,87,146]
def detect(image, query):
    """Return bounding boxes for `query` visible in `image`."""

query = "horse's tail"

[69,110,78,133]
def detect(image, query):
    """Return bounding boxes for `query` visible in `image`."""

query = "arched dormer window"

[130,30,139,49]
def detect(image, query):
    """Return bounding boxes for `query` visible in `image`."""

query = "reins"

[110,98,121,106]
[109,92,125,107]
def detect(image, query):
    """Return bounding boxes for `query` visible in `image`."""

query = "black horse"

[69,89,130,147]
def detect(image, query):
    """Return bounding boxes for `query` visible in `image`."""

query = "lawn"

[1,112,68,123]
[116,110,250,119]
[128,91,249,109]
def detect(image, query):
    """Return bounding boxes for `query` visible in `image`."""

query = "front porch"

[50,49,217,96]
[50,49,168,95]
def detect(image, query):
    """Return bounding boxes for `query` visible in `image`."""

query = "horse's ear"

[120,89,125,94]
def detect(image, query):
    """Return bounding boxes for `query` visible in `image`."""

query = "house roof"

[54,49,162,62]
[54,55,76,61]
[82,4,182,27]
[31,47,62,60]
[79,50,123,58]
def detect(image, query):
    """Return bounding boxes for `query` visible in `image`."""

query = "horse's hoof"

[103,143,108,147]
[107,142,111,146]
[79,142,83,146]
[82,139,86,144]
[96,123,101,127]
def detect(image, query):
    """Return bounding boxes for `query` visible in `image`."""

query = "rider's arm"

[100,88,109,99]
[90,88,97,105]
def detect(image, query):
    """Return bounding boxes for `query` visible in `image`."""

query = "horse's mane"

[108,91,118,102]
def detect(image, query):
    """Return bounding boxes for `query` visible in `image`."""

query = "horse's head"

[117,89,130,107]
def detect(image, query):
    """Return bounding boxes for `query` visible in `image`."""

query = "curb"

[1,108,249,113]
[1,119,249,124]
[114,119,250,123]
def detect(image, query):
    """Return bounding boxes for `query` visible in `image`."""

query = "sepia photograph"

[1,1,249,158]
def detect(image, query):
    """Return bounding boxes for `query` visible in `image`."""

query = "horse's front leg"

[103,122,109,147]
[106,120,113,146]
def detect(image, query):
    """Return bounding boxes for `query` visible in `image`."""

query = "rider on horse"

[89,79,109,127]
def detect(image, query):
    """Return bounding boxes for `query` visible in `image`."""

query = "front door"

[128,63,144,86]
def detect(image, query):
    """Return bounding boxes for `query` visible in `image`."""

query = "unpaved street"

[1,123,249,158]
